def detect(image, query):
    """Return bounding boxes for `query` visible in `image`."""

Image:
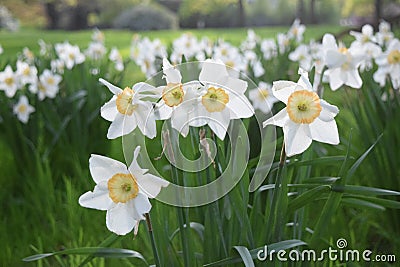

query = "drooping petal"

[107,113,137,139]
[283,121,312,157]
[208,109,231,140]
[171,105,191,137]
[325,50,346,69]
[199,59,229,85]
[163,58,182,84]
[130,193,152,219]
[345,69,362,89]
[135,102,157,139]
[89,154,128,184]
[309,118,340,145]
[132,82,161,99]
[326,68,343,91]
[99,78,122,95]
[101,96,118,122]
[136,172,169,198]
[272,81,297,104]
[319,99,339,121]
[106,202,137,235]
[154,100,173,120]
[227,94,254,119]
[79,184,113,211]
[263,109,289,128]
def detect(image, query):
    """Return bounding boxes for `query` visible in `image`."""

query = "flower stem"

[145,213,161,267]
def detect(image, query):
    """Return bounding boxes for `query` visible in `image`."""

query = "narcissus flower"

[322,34,363,90]
[0,65,19,98]
[100,78,159,139]
[30,69,62,100]
[249,82,278,114]
[373,38,400,89]
[263,70,339,157]
[192,59,254,140]
[13,95,35,123]
[79,146,169,235]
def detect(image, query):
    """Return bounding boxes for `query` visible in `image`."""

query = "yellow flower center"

[39,83,46,92]
[221,48,228,56]
[47,77,55,85]
[69,53,75,60]
[162,83,184,107]
[287,90,322,124]
[107,173,139,203]
[116,87,136,115]
[18,104,27,113]
[23,67,31,76]
[5,77,14,86]
[202,87,229,112]
[387,50,400,65]
[225,60,235,69]
[338,47,348,54]
[258,89,269,100]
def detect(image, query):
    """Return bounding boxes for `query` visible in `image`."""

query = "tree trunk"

[297,0,305,22]
[238,0,245,27]
[310,0,316,24]
[374,0,382,28]
[44,2,59,29]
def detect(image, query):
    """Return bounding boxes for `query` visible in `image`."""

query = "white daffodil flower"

[190,59,254,140]
[261,38,278,60]
[156,58,201,137]
[16,60,38,86]
[374,38,400,89]
[100,78,159,139]
[13,95,35,123]
[56,42,85,70]
[31,69,62,100]
[79,146,169,235]
[263,70,339,157]
[288,19,306,43]
[376,20,394,47]
[322,33,363,90]
[0,65,20,98]
[249,82,278,114]
[289,44,313,71]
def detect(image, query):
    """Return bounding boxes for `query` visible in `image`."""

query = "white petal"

[136,172,169,198]
[78,185,112,211]
[225,77,248,94]
[309,118,339,145]
[171,106,191,137]
[283,121,312,157]
[99,78,122,95]
[89,154,128,183]
[135,102,157,139]
[263,109,289,128]
[128,146,147,176]
[106,202,136,235]
[327,69,343,91]
[208,109,231,140]
[319,99,339,121]
[199,59,228,85]
[272,81,297,104]
[131,193,152,219]
[132,82,161,98]
[101,96,118,122]
[345,69,362,89]
[107,113,137,139]
[325,51,346,68]
[155,100,173,120]
[163,58,182,84]
[228,94,254,119]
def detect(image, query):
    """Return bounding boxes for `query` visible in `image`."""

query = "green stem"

[145,213,161,267]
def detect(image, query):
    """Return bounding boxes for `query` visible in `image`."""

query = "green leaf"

[288,185,331,211]
[332,185,400,196]
[23,247,147,263]
[233,246,255,267]
[203,239,306,266]
[169,222,205,242]
[341,198,385,211]
[346,134,382,181]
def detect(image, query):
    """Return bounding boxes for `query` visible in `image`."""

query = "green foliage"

[179,0,239,28]
[113,3,178,31]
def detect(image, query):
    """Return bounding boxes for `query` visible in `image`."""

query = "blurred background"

[1,0,399,32]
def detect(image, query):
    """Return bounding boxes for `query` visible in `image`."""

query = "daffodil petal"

[228,94,254,119]
[310,118,340,145]
[319,99,339,121]
[272,81,297,104]
[345,69,362,88]
[208,109,231,140]
[263,109,289,128]
[136,173,169,198]
[101,96,118,122]
[326,68,343,91]
[106,202,137,235]
[135,102,156,139]
[89,154,128,183]
[163,58,182,84]
[79,185,112,211]
[99,78,122,95]
[283,122,312,157]
[107,113,137,139]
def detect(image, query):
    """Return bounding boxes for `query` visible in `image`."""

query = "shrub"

[179,0,239,28]
[112,4,178,31]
